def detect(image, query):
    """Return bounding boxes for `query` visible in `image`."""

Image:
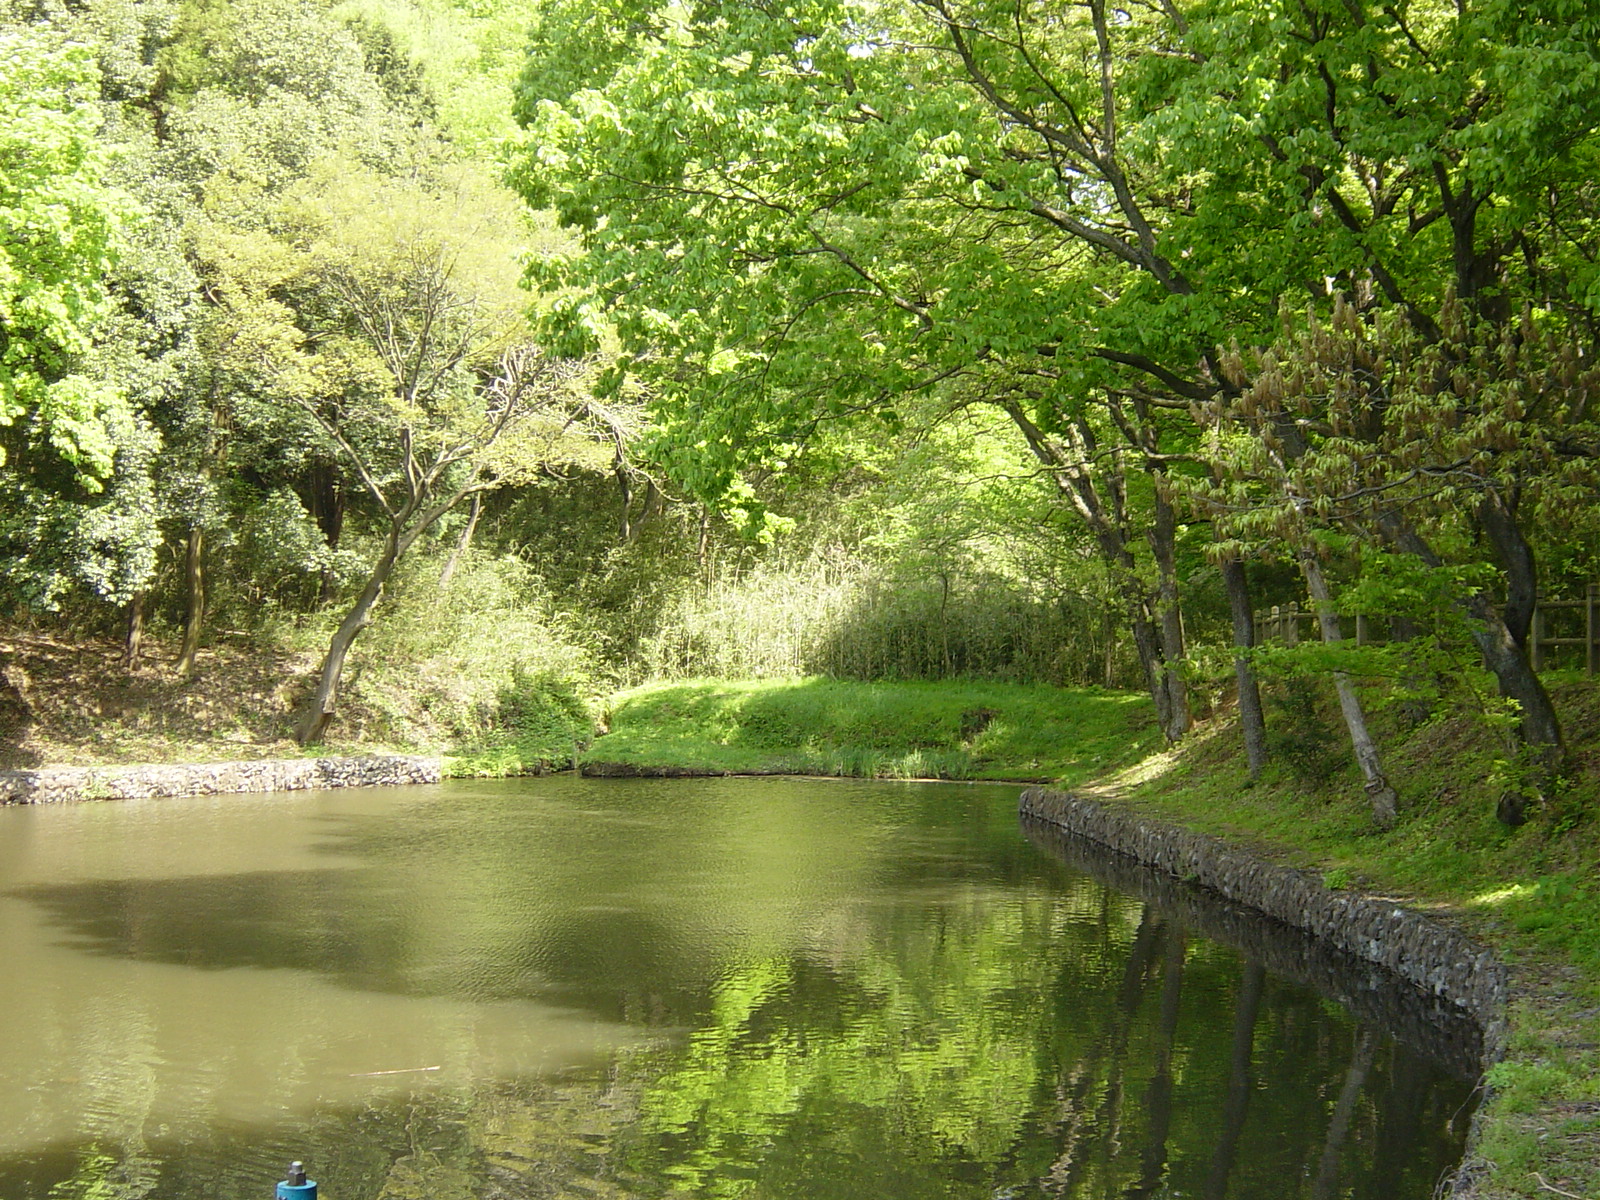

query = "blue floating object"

[277,1161,317,1199]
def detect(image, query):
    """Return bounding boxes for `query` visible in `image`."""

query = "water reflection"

[1021,817,1485,1080]
[0,778,1476,1199]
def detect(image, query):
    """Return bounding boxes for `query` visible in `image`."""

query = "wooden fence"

[1531,583,1600,675]
[1254,582,1599,677]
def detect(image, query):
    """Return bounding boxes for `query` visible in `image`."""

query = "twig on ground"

[1533,1172,1592,1200]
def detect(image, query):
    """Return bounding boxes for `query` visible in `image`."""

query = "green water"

[0,776,1475,1199]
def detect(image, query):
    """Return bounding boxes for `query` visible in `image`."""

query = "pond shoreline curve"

[1020,784,1506,1199]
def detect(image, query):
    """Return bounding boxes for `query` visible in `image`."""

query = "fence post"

[1532,604,1546,673]
[1588,582,1598,678]
[1355,613,1369,647]
[1268,605,1281,645]
[1286,601,1300,646]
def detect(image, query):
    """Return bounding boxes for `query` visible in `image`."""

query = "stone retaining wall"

[0,754,443,804]
[1019,786,1509,1066]
[1022,818,1486,1081]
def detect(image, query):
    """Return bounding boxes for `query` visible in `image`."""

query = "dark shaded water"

[0,776,1476,1199]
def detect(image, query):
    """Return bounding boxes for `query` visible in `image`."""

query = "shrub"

[1264,677,1349,784]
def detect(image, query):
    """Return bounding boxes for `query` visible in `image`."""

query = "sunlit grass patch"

[584,677,1152,783]
[1470,884,1538,909]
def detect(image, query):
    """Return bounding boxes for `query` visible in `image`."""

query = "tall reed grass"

[632,553,1127,688]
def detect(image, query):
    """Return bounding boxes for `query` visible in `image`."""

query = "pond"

[0,776,1478,1199]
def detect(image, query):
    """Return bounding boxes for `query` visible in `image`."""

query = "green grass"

[445,669,596,778]
[1110,701,1600,987]
[583,677,1156,783]
[446,734,581,778]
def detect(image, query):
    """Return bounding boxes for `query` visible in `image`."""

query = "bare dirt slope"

[0,631,317,768]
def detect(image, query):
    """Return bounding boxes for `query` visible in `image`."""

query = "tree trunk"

[616,464,634,542]
[1474,492,1565,823]
[298,530,401,745]
[616,466,660,544]
[1266,415,1394,821]
[1038,898,1165,1193]
[1064,490,1178,738]
[1148,489,1191,743]
[1220,554,1269,779]
[998,398,1187,737]
[633,477,661,540]
[1130,927,1185,1199]
[122,590,147,668]
[306,463,346,605]
[1301,551,1400,828]
[696,506,713,584]
[1463,589,1563,826]
[1376,506,1563,824]
[175,527,204,676]
[1480,492,1538,646]
[1311,1026,1378,1200]
[938,571,952,676]
[1121,590,1172,729]
[1100,907,1165,1152]
[438,493,482,588]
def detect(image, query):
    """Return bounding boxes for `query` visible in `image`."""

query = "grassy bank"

[0,625,596,773]
[577,676,1156,783]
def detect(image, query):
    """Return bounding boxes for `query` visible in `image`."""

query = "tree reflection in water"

[0,778,1476,1200]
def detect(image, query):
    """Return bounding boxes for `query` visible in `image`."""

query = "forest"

[5,5,1600,1198]
[2,0,1599,832]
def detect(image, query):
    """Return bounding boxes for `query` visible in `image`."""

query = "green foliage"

[512,0,1600,821]
[342,12,436,123]
[457,667,595,775]
[218,485,365,616]
[1262,678,1350,785]
[637,558,1114,690]
[0,20,127,478]
[157,0,427,185]
[337,0,536,150]
[622,406,1129,690]
[0,13,171,611]
[266,548,599,751]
